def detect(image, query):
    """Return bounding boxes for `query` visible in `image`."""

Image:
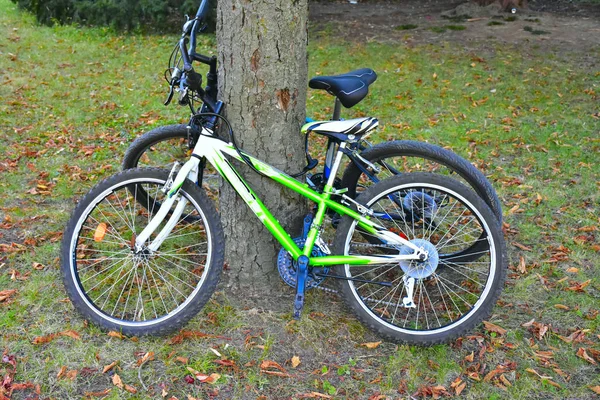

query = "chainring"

[277,237,329,289]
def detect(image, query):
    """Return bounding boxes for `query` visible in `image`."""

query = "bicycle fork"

[134,158,200,253]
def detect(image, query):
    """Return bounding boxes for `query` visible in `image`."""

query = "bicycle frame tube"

[187,131,423,267]
[136,129,423,266]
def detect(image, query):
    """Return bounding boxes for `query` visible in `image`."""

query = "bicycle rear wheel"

[122,124,220,202]
[333,173,506,345]
[341,140,503,223]
[60,168,224,336]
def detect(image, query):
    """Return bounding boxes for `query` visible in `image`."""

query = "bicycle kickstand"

[293,255,310,319]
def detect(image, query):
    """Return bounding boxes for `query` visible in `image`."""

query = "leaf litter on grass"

[1,0,600,398]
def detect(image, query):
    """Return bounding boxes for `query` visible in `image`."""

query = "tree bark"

[216,0,309,296]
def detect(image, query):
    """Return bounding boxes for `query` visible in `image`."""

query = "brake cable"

[189,112,317,179]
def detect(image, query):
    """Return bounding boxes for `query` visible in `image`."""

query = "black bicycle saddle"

[308,68,377,108]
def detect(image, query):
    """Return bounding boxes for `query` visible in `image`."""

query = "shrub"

[10,0,215,32]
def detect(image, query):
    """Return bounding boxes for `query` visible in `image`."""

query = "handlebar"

[177,35,217,111]
[165,0,217,111]
[189,0,210,58]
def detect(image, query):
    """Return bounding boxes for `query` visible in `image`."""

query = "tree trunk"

[216,0,309,297]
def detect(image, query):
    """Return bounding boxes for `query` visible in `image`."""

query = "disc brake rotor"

[399,238,440,279]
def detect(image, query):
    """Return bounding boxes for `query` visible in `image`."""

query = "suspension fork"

[134,157,200,252]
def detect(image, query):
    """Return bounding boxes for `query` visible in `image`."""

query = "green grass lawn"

[1,0,599,399]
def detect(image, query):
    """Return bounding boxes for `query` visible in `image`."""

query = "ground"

[310,0,600,57]
[0,0,599,399]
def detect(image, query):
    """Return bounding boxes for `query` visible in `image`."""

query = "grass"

[1,0,600,399]
[445,24,466,31]
[395,24,418,30]
[524,25,551,35]
[429,24,468,33]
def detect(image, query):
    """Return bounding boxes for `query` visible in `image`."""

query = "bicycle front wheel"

[333,173,506,345]
[60,168,224,336]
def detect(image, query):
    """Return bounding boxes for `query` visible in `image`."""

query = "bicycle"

[120,6,503,226]
[60,0,507,345]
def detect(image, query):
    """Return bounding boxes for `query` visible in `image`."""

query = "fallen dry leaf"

[186,367,220,383]
[464,352,474,363]
[0,289,18,302]
[360,341,382,349]
[102,361,118,374]
[107,331,125,339]
[213,359,236,369]
[589,386,600,395]
[56,366,67,379]
[483,321,507,336]
[260,360,291,377]
[557,329,587,344]
[66,370,77,381]
[137,352,154,366]
[296,392,332,399]
[84,389,111,397]
[554,304,570,311]
[518,256,527,274]
[32,334,57,345]
[566,279,591,292]
[175,356,189,364]
[124,384,137,394]
[32,262,45,270]
[499,374,512,387]
[112,373,123,388]
[526,368,553,380]
[167,330,222,345]
[512,242,532,251]
[291,356,301,368]
[576,348,597,365]
[522,320,549,340]
[587,348,600,363]
[59,330,81,340]
[450,377,466,395]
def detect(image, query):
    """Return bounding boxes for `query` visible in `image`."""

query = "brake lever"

[178,86,190,106]
[164,84,175,106]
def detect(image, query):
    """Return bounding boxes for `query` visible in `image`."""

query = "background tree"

[216,0,309,295]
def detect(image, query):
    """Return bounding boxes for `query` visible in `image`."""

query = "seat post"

[332,98,342,120]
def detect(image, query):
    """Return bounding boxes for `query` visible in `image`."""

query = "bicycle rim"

[343,181,497,335]
[67,176,213,327]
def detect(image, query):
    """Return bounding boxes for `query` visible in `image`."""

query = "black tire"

[122,124,220,198]
[341,140,503,223]
[333,173,506,345]
[60,168,225,336]
[122,124,191,170]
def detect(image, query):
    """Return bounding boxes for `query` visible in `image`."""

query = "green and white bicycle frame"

[134,126,428,268]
